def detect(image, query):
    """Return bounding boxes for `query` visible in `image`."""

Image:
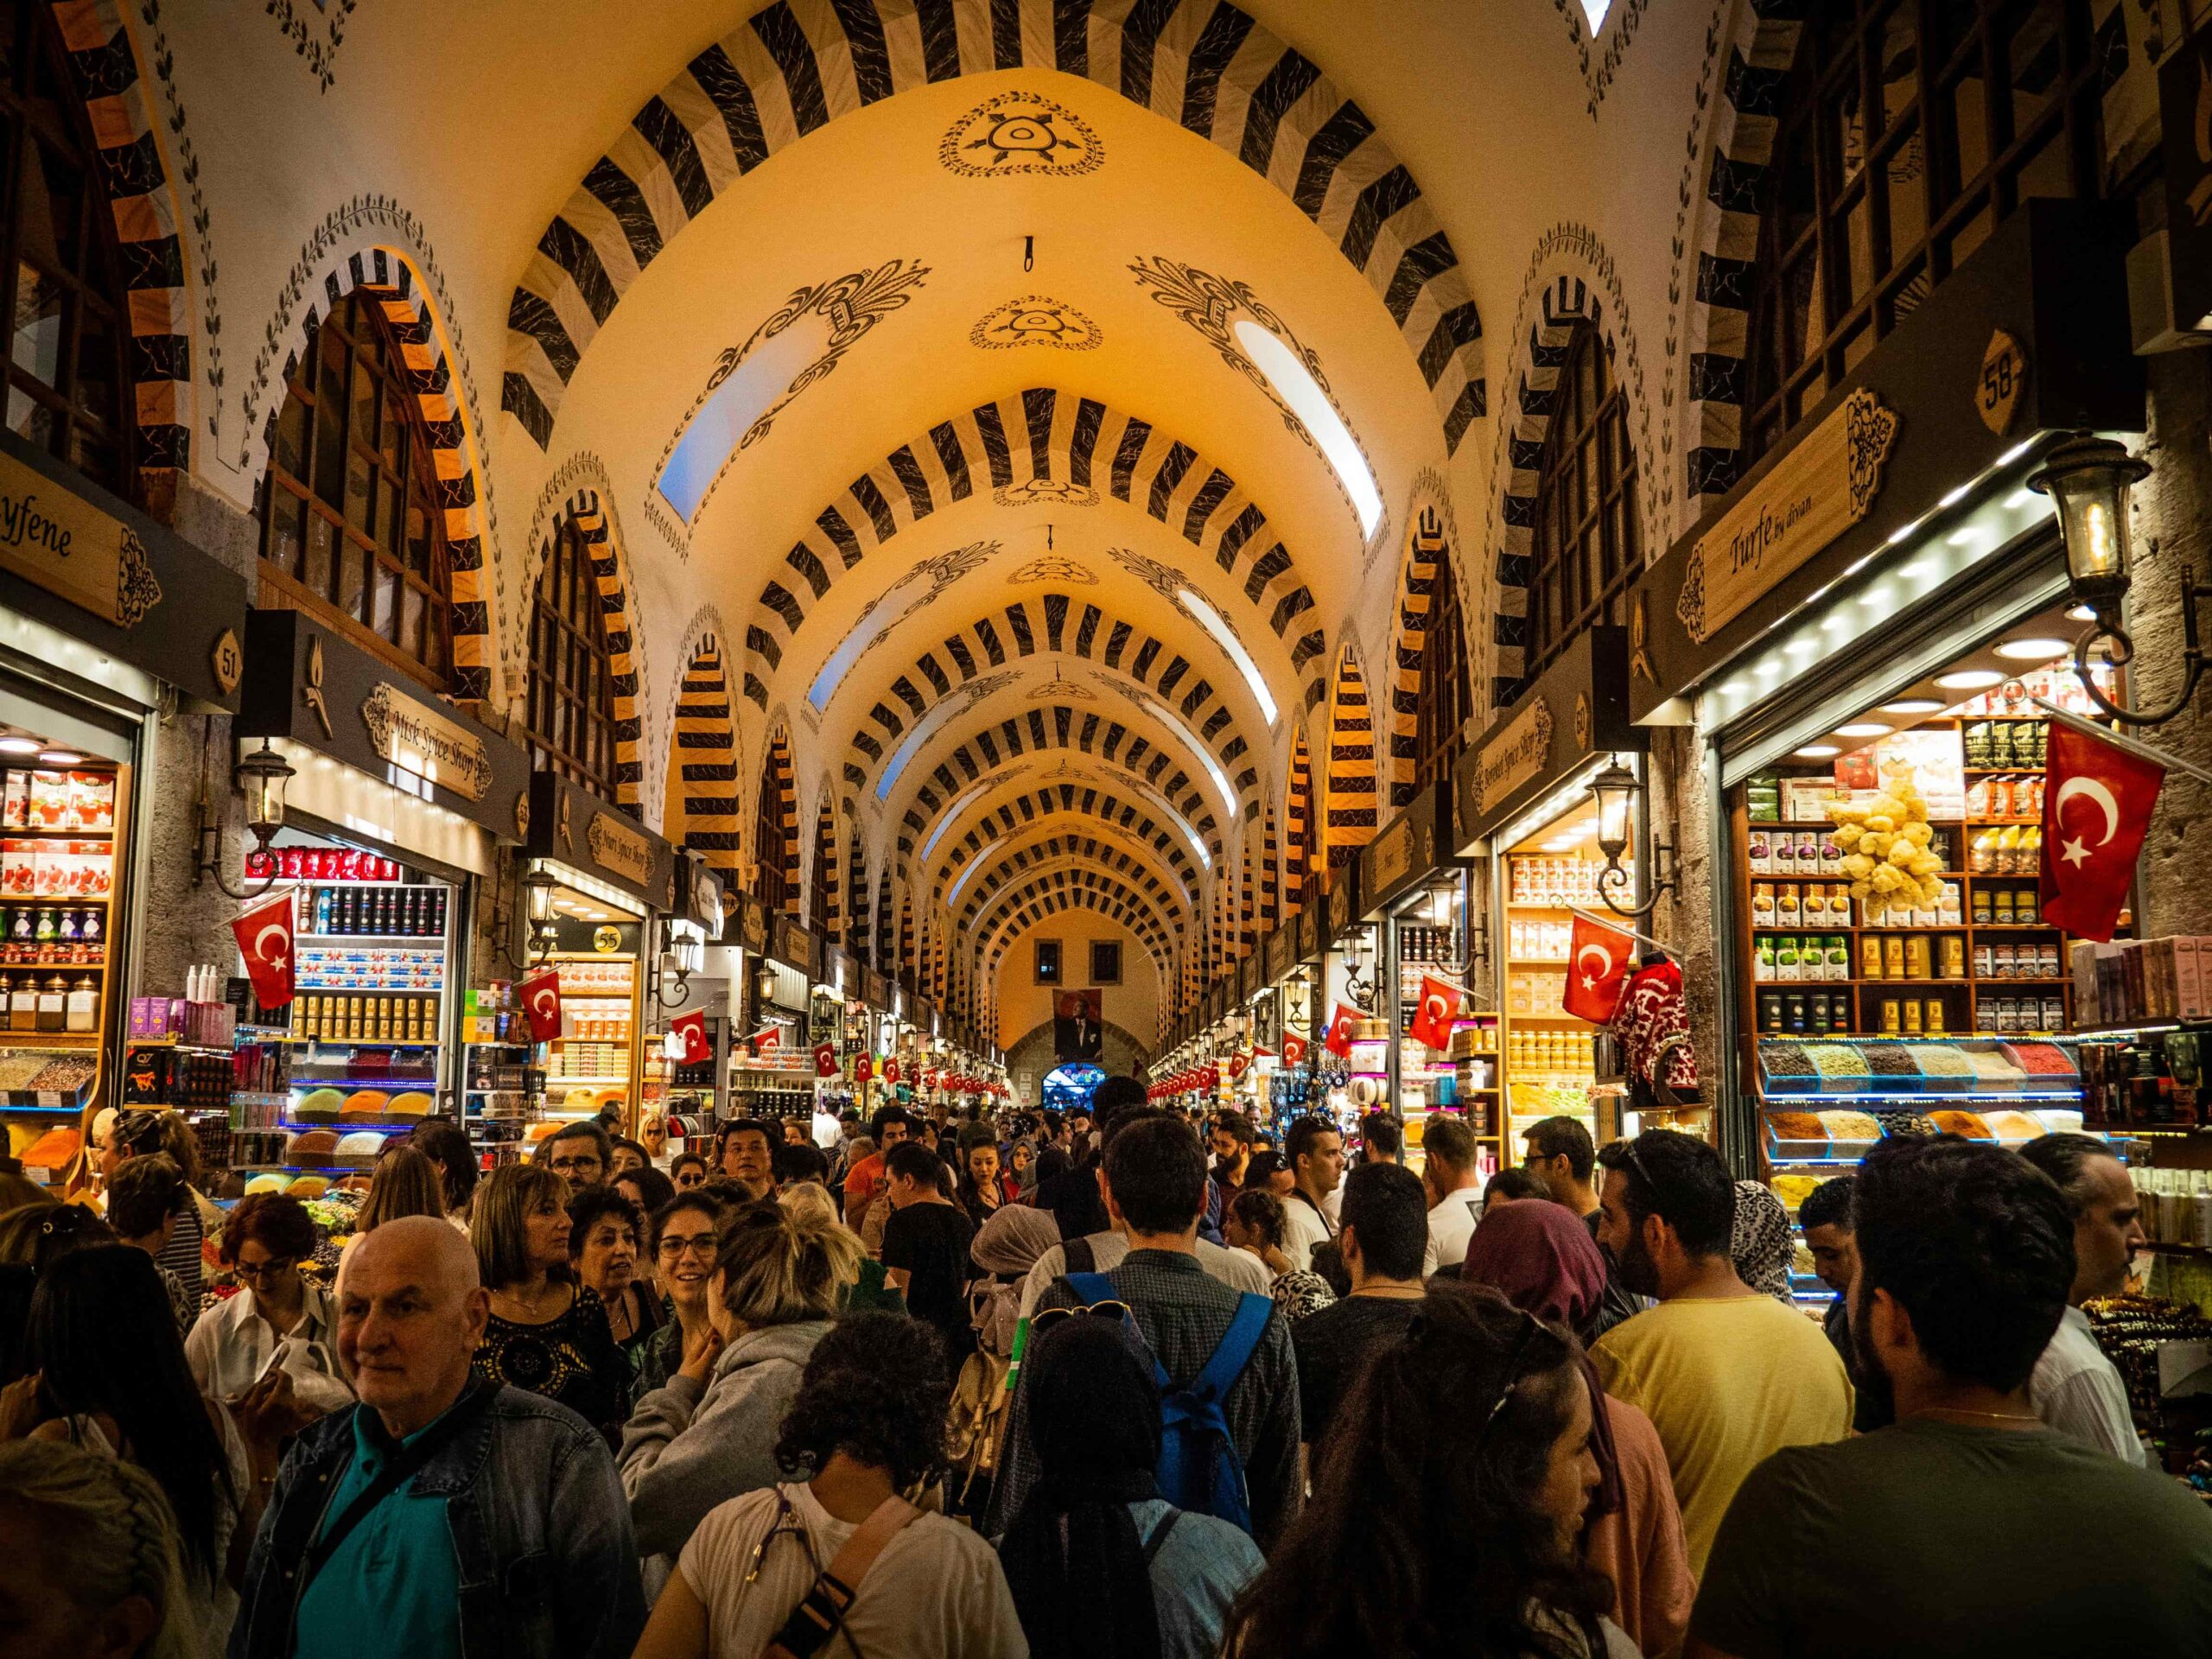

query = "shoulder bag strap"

[1290,1187,1336,1236]
[763,1496,923,1659]
[1141,1508,1183,1567]
[296,1385,498,1589]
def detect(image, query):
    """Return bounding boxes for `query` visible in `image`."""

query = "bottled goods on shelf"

[290,992,442,1044]
[1973,995,2068,1034]
[1509,857,1621,906]
[2072,938,2212,1027]
[1398,923,1460,965]
[2082,1032,2207,1129]
[1,906,102,965]
[1961,718,2049,769]
[1508,1027,1592,1076]
[305,884,448,938]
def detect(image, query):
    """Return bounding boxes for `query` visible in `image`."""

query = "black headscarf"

[997,1316,1165,1659]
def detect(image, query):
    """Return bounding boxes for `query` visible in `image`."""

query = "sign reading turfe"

[0,448,162,627]
[1675,388,1900,645]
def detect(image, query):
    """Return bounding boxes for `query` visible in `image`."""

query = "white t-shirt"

[2029,1304,2147,1466]
[677,1482,1028,1658]
[1424,1188,1483,1275]
[1281,1192,1335,1274]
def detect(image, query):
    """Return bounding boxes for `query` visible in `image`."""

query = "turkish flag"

[1409,975,1463,1051]
[1226,1051,1250,1081]
[2041,720,2164,942]
[231,891,296,1010]
[1561,913,1634,1023]
[884,1058,900,1084]
[1323,1003,1359,1057]
[812,1042,837,1078]
[518,963,563,1042]
[749,1027,782,1052]
[1281,1033,1308,1067]
[855,1054,874,1082]
[671,1009,710,1064]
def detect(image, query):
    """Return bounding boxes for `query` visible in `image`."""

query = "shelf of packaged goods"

[297,935,448,946]
[289,1080,438,1093]
[1757,977,1972,988]
[545,1073,628,1085]
[3,894,108,905]
[1510,1012,1596,1023]
[272,1037,444,1048]
[0,824,114,838]
[1759,1089,2083,1104]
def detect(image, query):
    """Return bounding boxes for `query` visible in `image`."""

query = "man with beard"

[1687,1137,2212,1659]
[1592,1130,1851,1576]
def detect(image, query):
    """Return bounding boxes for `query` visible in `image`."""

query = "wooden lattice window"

[1527,321,1638,676]
[1742,0,2110,466]
[0,0,138,499]
[260,294,455,683]
[524,519,620,799]
[1412,551,1472,788]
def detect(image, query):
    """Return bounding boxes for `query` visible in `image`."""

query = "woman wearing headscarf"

[998,1315,1263,1659]
[969,1203,1059,1362]
[1731,1179,1796,1303]
[1463,1199,1692,1659]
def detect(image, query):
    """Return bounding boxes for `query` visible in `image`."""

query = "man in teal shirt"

[228,1217,644,1659]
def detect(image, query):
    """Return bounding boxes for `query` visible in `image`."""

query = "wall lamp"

[1591,759,1675,919]
[521,867,559,963]
[2031,433,2205,727]
[194,740,295,899]
[652,917,707,1009]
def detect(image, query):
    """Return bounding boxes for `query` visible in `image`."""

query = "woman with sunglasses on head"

[1226,1285,1637,1659]
[1465,1199,1691,1658]
[1000,1313,1263,1659]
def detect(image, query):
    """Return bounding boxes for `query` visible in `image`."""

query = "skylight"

[1233,319,1382,537]
[877,695,975,803]
[809,600,896,712]
[655,321,826,523]
[1179,588,1277,727]
[1579,0,1611,29]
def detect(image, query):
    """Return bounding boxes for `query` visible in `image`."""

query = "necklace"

[1910,1405,2040,1425]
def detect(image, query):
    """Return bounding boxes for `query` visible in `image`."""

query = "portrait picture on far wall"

[1054,987,1104,1059]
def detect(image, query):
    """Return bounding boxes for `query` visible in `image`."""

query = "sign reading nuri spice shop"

[1675,388,1900,645]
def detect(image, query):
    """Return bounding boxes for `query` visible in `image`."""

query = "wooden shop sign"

[0,448,162,628]
[361,682,494,800]
[588,810,652,887]
[1474,696,1554,814]
[1675,388,1899,645]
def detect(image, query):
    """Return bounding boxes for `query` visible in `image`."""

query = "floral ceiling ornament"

[1102,546,1185,605]
[649,258,931,537]
[994,476,1098,509]
[1010,557,1097,585]
[940,92,1104,177]
[970,296,1103,351]
[845,538,1001,680]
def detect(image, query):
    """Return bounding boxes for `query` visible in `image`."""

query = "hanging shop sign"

[2159,28,2212,341]
[526,771,678,912]
[1236,956,1257,1003]
[773,914,821,980]
[1264,925,1296,984]
[1632,200,2141,723]
[865,969,890,1012]
[242,609,531,842]
[675,853,726,935]
[1325,863,1360,940]
[1470,697,1554,820]
[1362,781,1448,919]
[0,430,245,711]
[733,889,770,955]
[360,682,495,800]
[1457,626,1639,849]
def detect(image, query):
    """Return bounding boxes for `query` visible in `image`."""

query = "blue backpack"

[1064,1271,1274,1535]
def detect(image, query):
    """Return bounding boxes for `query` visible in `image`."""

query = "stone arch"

[501,0,1483,454]
[1285,728,1313,910]
[534,489,648,810]
[1678,3,1811,512]
[1382,494,1454,808]
[960,842,1189,938]
[664,631,743,885]
[742,389,1325,712]
[845,592,1264,802]
[48,0,194,494]
[919,785,1203,899]
[809,794,838,937]
[978,875,1179,970]
[1322,644,1377,874]
[755,728,800,913]
[939,814,1195,912]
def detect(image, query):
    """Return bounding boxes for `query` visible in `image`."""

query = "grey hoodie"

[618,1318,832,1587]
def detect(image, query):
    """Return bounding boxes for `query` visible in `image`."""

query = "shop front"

[520,770,678,1150]
[0,429,249,1188]
[1358,781,1480,1176]
[232,607,531,1185]
[1631,199,2139,1300]
[1453,623,1650,1174]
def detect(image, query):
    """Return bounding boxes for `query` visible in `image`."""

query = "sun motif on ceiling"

[1009,556,1096,585]
[994,476,1098,508]
[940,92,1103,178]
[970,296,1103,351]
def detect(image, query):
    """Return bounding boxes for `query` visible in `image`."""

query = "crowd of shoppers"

[3,1091,2210,1659]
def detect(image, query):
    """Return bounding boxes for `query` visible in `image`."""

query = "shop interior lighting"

[1793,744,1840,758]
[38,749,82,766]
[1995,638,2071,661]
[1832,722,1890,738]
[1935,669,2005,690]
[2067,604,2097,622]
[0,735,38,754]
[1879,699,1944,715]
[1231,320,1382,537]
[1178,588,1278,727]
[1589,757,1675,919]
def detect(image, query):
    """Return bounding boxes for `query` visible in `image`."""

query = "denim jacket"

[227,1384,645,1659]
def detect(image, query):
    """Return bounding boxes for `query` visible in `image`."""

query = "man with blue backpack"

[986,1110,1303,1548]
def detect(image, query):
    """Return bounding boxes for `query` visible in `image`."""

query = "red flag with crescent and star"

[1281,1032,1308,1068]
[231,891,296,1010]
[2040,720,2164,943]
[748,1027,781,1052]
[518,963,563,1042]
[1323,1003,1359,1058]
[671,1009,710,1065]
[1409,975,1463,1052]
[884,1058,900,1084]
[1561,913,1634,1024]
[813,1041,838,1079]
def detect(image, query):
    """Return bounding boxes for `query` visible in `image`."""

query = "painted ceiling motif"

[938,92,1105,177]
[969,296,1103,351]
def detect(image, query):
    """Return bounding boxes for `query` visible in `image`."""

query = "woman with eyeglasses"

[1225,1286,1635,1659]
[569,1185,665,1365]
[469,1164,632,1440]
[183,1192,351,1415]
[634,1192,728,1395]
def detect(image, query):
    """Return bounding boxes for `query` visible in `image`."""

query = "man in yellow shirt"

[1592,1132,1853,1574]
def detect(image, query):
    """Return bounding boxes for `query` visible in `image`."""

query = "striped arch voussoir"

[1323,649,1376,870]
[748,388,1325,717]
[1493,276,1604,707]
[916,784,1203,900]
[501,0,1479,454]
[540,491,645,810]
[959,841,1190,938]
[1386,504,1452,809]
[670,632,741,883]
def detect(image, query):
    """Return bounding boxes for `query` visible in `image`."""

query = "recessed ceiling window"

[1179,588,1277,727]
[1232,319,1382,537]
[1578,0,1611,29]
[655,319,829,523]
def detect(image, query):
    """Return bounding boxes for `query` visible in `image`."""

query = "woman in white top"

[633,1310,1027,1659]
[183,1192,351,1415]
